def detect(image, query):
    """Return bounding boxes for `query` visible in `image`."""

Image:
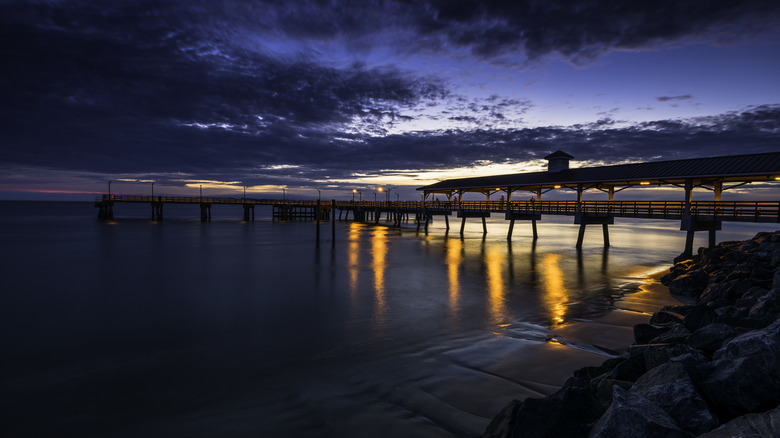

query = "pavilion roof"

[418,151,780,193]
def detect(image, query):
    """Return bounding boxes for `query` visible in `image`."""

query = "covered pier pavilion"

[417,151,780,256]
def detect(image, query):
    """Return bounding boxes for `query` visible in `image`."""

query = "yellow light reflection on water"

[485,244,507,323]
[348,223,361,301]
[539,253,568,325]
[445,237,463,320]
[371,227,388,325]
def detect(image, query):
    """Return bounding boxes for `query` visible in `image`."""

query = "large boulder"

[649,310,685,325]
[700,320,780,417]
[699,279,751,306]
[495,376,603,438]
[630,362,719,435]
[634,324,671,345]
[629,344,700,371]
[697,405,780,438]
[686,323,738,353]
[667,268,708,297]
[482,399,520,438]
[649,325,691,345]
[681,304,715,332]
[588,387,693,438]
[748,288,780,319]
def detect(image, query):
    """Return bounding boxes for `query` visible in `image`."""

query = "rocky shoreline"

[483,230,780,438]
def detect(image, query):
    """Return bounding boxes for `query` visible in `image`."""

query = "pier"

[95,151,780,256]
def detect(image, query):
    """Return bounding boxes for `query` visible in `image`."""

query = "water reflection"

[444,237,463,323]
[371,227,388,327]
[483,242,507,324]
[539,253,568,325]
[348,223,361,315]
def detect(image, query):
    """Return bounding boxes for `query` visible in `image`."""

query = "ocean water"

[1,201,776,437]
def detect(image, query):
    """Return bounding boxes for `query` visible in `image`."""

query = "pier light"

[553,185,561,189]
[774,176,780,181]
[640,181,651,185]
[495,187,501,191]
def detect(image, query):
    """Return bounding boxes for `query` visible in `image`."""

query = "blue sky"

[1,0,779,200]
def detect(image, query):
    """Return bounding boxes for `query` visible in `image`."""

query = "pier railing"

[95,195,780,223]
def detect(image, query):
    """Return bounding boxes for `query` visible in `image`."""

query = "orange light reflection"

[485,244,507,323]
[371,227,388,325]
[348,223,361,301]
[445,238,462,321]
[539,253,568,325]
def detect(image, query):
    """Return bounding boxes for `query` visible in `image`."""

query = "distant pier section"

[96,151,780,256]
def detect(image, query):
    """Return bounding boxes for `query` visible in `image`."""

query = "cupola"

[544,151,574,173]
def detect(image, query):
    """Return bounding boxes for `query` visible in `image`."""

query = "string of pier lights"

[351,186,395,202]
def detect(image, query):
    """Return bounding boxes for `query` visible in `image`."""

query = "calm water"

[1,201,776,437]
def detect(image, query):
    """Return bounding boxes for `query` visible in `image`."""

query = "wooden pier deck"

[95,194,779,256]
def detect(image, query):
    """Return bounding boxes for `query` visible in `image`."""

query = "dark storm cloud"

[414,0,780,63]
[1,1,779,192]
[235,104,780,188]
[0,0,449,175]
[244,0,780,64]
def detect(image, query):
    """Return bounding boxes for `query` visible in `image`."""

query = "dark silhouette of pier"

[95,151,780,257]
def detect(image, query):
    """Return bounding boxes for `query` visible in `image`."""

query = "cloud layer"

[1,1,779,194]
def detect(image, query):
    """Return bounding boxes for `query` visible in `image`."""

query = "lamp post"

[396,193,399,202]
[151,181,154,198]
[318,189,321,201]
[282,188,286,200]
[243,186,246,203]
[108,180,112,199]
[352,189,356,201]
[200,184,203,201]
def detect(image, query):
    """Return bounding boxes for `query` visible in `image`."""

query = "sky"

[1,0,779,201]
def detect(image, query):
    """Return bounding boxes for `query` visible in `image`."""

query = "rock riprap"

[483,230,780,438]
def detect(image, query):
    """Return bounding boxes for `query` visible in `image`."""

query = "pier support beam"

[576,224,587,248]
[200,203,211,222]
[242,204,254,222]
[505,212,541,240]
[681,215,721,257]
[458,210,491,236]
[574,215,614,248]
[97,201,114,220]
[152,202,163,221]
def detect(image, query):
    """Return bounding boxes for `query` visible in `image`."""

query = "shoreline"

[483,230,780,438]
